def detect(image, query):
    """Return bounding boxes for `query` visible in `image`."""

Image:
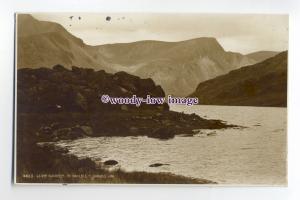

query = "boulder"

[70,127,87,139]
[104,160,118,166]
[50,122,62,130]
[180,134,194,137]
[149,127,175,139]
[80,125,93,136]
[192,129,201,134]
[207,131,217,136]
[149,163,170,167]
[138,78,156,91]
[52,64,68,72]
[52,126,90,140]
[53,128,72,140]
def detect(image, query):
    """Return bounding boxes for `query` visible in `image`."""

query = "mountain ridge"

[17,14,113,72]
[17,14,278,96]
[95,36,256,96]
[246,51,280,63]
[189,51,287,107]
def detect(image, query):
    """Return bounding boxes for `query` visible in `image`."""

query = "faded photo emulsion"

[15,13,288,185]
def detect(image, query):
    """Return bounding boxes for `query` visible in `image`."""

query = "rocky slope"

[97,38,256,96]
[189,51,287,107]
[17,14,112,72]
[17,14,256,97]
[17,64,167,113]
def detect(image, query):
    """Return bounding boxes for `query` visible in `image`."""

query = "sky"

[32,13,288,54]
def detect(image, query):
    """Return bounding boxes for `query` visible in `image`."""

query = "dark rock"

[50,122,62,130]
[70,127,86,138]
[53,145,69,154]
[104,160,118,166]
[53,128,72,139]
[52,126,88,140]
[17,65,168,113]
[53,64,68,72]
[180,134,194,137]
[138,78,156,91]
[38,126,52,135]
[114,71,139,92]
[149,163,170,167]
[80,125,93,136]
[71,66,81,74]
[149,127,175,139]
[207,131,217,136]
[192,129,201,134]
[149,85,165,98]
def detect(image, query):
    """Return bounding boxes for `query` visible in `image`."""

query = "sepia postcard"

[14,13,288,185]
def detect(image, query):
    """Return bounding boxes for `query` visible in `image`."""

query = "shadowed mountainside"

[17,14,257,96]
[190,51,287,107]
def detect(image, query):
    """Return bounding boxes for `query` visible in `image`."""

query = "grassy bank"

[16,144,215,184]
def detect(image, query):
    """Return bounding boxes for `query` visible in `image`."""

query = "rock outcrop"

[17,65,233,140]
[17,65,167,113]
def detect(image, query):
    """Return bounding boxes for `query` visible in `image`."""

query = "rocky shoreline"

[16,65,235,183]
[18,143,216,184]
[27,109,232,141]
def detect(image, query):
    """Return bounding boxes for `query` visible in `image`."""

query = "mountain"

[97,38,256,96]
[17,14,112,72]
[190,51,287,107]
[17,14,256,96]
[246,51,279,63]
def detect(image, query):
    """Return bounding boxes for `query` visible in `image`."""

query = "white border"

[13,12,289,187]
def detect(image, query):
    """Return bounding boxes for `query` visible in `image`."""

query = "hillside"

[97,38,256,96]
[190,51,287,107]
[246,51,279,63]
[17,14,256,96]
[17,14,112,72]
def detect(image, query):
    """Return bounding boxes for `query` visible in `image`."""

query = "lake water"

[55,105,287,185]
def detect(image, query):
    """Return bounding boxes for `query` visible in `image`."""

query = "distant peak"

[185,37,218,42]
[17,14,37,22]
[178,37,224,52]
